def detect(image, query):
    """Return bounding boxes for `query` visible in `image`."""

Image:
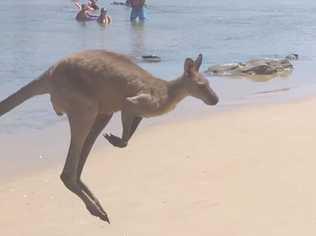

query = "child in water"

[97,8,112,25]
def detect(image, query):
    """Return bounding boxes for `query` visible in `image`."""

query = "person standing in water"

[97,8,112,25]
[130,0,146,21]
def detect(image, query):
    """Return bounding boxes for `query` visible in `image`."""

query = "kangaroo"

[0,50,218,223]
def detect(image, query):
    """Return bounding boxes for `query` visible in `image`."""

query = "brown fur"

[0,50,218,223]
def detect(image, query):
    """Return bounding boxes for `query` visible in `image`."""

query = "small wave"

[254,87,291,95]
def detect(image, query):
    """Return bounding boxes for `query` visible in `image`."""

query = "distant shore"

[1,97,316,235]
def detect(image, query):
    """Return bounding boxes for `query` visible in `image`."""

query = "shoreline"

[1,87,315,185]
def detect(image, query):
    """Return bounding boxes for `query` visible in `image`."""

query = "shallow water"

[1,0,316,132]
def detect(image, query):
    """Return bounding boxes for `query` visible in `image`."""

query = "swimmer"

[88,0,99,10]
[73,0,94,11]
[97,8,112,25]
[76,4,98,22]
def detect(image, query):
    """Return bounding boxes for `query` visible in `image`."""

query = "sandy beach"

[2,0,316,235]
[1,98,316,235]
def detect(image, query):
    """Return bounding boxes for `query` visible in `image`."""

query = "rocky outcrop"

[207,55,297,77]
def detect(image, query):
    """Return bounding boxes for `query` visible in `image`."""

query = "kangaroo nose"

[206,95,219,105]
[212,97,219,105]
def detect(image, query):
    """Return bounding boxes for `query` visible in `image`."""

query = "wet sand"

[1,98,316,235]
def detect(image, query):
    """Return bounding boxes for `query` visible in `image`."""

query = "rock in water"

[142,55,161,63]
[207,56,296,78]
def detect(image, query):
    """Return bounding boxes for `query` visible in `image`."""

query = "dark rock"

[207,56,296,78]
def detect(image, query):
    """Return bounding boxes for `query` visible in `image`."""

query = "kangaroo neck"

[125,77,189,118]
[164,77,188,108]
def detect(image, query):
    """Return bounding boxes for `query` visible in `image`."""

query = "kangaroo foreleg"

[104,111,142,148]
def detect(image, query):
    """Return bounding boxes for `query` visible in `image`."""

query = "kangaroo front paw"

[103,133,127,148]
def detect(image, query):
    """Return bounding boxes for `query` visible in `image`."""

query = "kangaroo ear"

[184,58,195,74]
[194,54,203,71]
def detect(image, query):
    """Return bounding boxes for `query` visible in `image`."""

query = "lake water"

[1,0,316,132]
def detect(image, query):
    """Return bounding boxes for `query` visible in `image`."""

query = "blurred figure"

[73,0,94,11]
[88,0,99,10]
[130,0,146,21]
[76,4,98,21]
[97,8,112,25]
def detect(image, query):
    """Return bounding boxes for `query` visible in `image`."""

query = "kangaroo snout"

[205,94,219,105]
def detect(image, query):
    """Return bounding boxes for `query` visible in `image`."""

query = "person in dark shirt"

[130,0,145,21]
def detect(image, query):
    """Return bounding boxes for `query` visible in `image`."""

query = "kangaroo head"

[183,54,219,105]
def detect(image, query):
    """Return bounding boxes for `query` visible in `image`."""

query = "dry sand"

[1,99,316,235]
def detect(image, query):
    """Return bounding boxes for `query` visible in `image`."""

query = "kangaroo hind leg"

[77,113,113,222]
[60,104,110,223]
[50,96,64,116]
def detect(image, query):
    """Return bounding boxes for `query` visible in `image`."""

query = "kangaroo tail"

[0,68,51,117]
